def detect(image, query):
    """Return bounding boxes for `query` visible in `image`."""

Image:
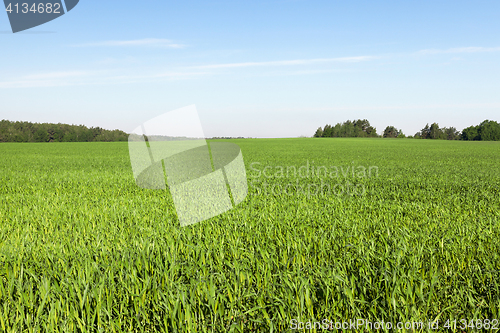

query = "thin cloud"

[418,46,500,55]
[101,71,209,83]
[277,103,500,112]
[73,38,185,48]
[0,70,97,88]
[95,57,139,65]
[0,70,206,89]
[23,71,92,80]
[0,79,81,89]
[193,56,374,69]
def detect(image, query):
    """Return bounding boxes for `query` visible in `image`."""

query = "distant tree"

[461,126,478,141]
[313,127,323,137]
[33,128,49,142]
[443,127,460,140]
[113,130,128,141]
[419,124,430,139]
[416,123,443,139]
[354,119,377,137]
[429,123,444,139]
[332,123,342,137]
[477,120,500,141]
[354,119,367,137]
[365,125,377,137]
[383,126,399,138]
[62,131,77,142]
[0,120,129,143]
[80,129,93,142]
[414,123,452,139]
[342,120,355,137]
[321,124,331,137]
[13,132,29,142]
[314,119,379,138]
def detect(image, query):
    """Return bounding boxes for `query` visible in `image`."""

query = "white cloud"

[418,46,500,55]
[73,38,186,48]
[193,56,374,69]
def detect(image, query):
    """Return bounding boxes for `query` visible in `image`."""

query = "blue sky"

[1,0,499,137]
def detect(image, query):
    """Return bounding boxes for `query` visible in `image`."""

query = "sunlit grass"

[0,139,499,332]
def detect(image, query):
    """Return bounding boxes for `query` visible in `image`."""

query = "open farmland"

[0,138,499,332]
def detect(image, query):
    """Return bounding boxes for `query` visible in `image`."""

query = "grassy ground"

[0,138,499,332]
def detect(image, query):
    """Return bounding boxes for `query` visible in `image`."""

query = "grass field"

[0,138,499,332]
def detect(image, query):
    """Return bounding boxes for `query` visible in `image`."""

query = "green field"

[0,139,499,332]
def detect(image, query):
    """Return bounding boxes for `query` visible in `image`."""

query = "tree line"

[0,120,128,143]
[313,119,378,138]
[314,119,500,141]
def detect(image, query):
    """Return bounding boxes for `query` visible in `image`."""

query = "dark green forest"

[0,120,128,142]
[313,119,378,138]
[314,119,500,141]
